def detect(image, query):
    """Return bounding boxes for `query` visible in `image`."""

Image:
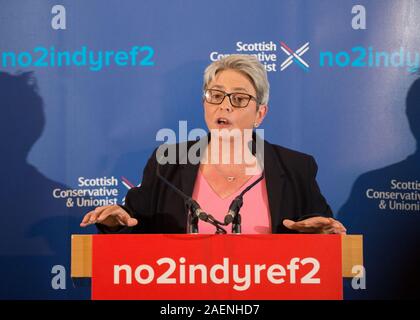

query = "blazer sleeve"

[96,149,158,234]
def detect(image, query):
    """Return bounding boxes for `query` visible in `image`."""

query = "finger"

[80,212,93,226]
[330,220,347,234]
[126,217,138,227]
[288,219,317,231]
[80,209,104,227]
[283,219,297,230]
[334,220,347,233]
[89,206,114,223]
[114,214,128,226]
[311,217,342,232]
[114,216,138,227]
[297,217,332,229]
[333,226,347,234]
[324,222,347,234]
[283,219,318,233]
[325,228,347,235]
[96,207,133,228]
[115,212,138,227]
[315,217,335,227]
[96,207,136,227]
[96,206,122,223]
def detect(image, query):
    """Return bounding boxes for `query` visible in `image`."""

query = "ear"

[256,104,268,124]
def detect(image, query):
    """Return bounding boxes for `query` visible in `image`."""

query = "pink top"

[191,170,272,234]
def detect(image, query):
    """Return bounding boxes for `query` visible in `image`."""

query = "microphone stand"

[225,171,265,234]
[201,214,227,234]
[232,210,241,234]
[185,198,199,234]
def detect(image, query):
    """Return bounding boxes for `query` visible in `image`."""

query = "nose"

[219,95,233,112]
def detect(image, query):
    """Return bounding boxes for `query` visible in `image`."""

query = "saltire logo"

[280,42,310,72]
[121,176,141,205]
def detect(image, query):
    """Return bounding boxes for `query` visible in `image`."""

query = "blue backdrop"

[0,0,419,299]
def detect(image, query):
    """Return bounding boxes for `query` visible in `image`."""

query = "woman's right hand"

[80,205,138,228]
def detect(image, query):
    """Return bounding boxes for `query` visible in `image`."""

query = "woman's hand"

[283,217,347,234]
[80,205,138,228]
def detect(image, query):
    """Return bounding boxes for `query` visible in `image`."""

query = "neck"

[203,134,255,166]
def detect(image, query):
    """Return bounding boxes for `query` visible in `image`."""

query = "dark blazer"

[103,135,332,234]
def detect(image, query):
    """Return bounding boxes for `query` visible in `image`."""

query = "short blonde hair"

[203,54,269,105]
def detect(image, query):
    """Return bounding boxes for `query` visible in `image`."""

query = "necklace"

[226,176,236,182]
[212,165,241,182]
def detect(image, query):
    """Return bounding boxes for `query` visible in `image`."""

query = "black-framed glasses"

[204,89,257,108]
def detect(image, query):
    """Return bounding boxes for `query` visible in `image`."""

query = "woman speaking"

[80,54,346,235]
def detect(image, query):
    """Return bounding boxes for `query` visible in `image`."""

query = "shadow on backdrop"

[0,71,90,299]
[338,77,420,299]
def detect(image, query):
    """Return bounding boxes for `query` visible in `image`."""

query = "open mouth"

[216,117,232,125]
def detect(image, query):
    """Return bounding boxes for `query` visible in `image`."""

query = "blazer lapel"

[263,139,286,232]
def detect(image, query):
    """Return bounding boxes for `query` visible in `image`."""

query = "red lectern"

[71,234,363,300]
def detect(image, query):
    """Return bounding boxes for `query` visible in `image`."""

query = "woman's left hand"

[283,217,347,234]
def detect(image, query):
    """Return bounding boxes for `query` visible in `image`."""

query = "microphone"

[185,198,209,222]
[224,196,243,225]
[223,172,265,227]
